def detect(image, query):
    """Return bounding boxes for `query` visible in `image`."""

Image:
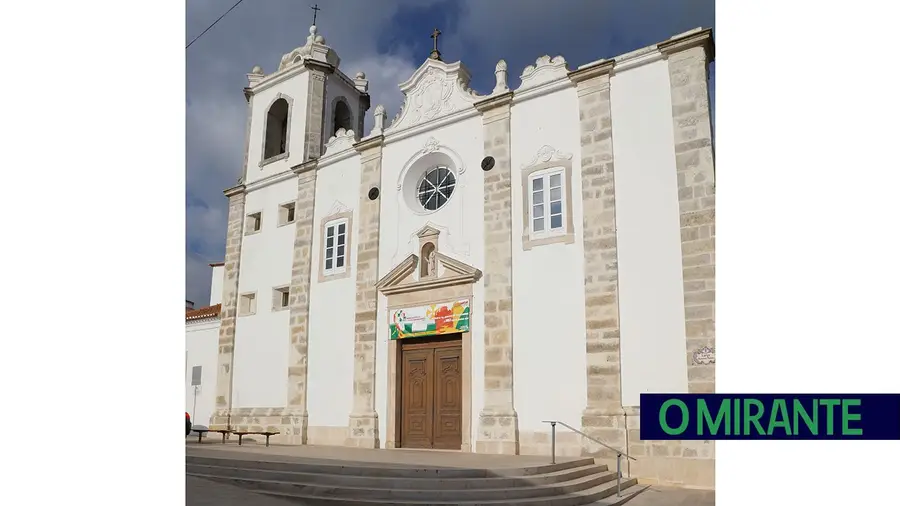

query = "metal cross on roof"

[311,4,321,25]
[429,28,442,61]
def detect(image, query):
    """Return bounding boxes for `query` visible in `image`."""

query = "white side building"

[184,263,224,429]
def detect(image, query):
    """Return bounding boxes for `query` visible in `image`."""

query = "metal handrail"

[542,419,636,498]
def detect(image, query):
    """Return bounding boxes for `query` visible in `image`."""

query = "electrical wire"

[186,0,247,50]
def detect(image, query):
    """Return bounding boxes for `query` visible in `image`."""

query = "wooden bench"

[205,425,234,444]
[234,430,280,447]
[192,428,209,443]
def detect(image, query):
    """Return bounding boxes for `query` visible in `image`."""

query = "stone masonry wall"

[282,161,319,444]
[474,92,519,455]
[346,136,384,448]
[567,62,628,463]
[211,187,246,428]
[303,63,331,161]
[624,30,716,489]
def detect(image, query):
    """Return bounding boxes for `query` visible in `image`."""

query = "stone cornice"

[375,252,482,296]
[304,59,336,75]
[354,135,384,154]
[510,75,573,106]
[568,59,615,84]
[291,158,318,176]
[223,184,245,197]
[380,273,481,296]
[242,87,253,103]
[376,254,418,291]
[243,168,296,192]
[382,108,481,147]
[657,28,714,62]
[473,91,514,113]
[248,64,309,95]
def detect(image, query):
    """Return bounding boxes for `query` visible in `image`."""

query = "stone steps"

[185,454,640,506]
[186,462,603,490]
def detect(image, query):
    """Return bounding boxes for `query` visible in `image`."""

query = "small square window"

[239,292,257,316]
[246,212,262,234]
[273,286,290,311]
[278,202,296,227]
[323,219,348,276]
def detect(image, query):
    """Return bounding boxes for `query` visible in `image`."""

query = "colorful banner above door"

[389,299,470,340]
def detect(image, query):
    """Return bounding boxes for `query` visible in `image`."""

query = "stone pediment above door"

[376,225,481,296]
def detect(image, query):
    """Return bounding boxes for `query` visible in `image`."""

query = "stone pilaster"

[620,29,716,490]
[211,184,246,429]
[283,159,319,444]
[302,61,334,161]
[346,135,384,448]
[568,61,627,459]
[473,92,519,455]
[239,91,253,182]
[659,29,716,395]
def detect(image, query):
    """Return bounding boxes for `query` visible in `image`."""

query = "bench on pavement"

[234,428,280,447]
[207,425,233,444]
[191,427,209,443]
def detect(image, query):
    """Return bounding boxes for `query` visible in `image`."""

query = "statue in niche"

[420,242,437,278]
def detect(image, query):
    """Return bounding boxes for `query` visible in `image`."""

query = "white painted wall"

[510,85,588,431]
[306,152,361,428]
[245,70,310,185]
[375,115,486,447]
[185,320,221,427]
[610,57,689,407]
[232,177,297,409]
[209,264,224,306]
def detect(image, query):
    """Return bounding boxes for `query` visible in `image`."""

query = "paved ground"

[187,476,304,505]
[620,485,715,506]
[186,440,575,469]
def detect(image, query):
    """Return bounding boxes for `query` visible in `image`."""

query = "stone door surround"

[376,225,482,452]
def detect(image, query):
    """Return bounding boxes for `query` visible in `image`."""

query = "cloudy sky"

[185,0,716,306]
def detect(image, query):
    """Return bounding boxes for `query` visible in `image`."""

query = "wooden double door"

[399,335,462,450]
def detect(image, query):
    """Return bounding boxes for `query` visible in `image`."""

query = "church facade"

[196,24,716,488]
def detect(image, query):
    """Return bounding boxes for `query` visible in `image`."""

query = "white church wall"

[610,56,690,407]
[209,264,224,306]
[375,115,486,448]
[185,320,220,427]
[231,177,297,409]
[324,73,363,141]
[509,85,588,436]
[245,71,310,185]
[306,152,362,441]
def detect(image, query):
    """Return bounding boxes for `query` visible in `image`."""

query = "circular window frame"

[415,165,457,213]
[397,147,465,217]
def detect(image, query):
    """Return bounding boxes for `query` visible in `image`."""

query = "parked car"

[186,412,192,437]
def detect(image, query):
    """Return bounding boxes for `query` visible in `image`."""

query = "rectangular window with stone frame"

[318,211,354,282]
[522,164,575,250]
[324,219,347,274]
[245,211,262,235]
[238,292,257,316]
[278,201,296,227]
[272,286,290,311]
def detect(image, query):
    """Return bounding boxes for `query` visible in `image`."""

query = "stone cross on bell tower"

[429,28,442,61]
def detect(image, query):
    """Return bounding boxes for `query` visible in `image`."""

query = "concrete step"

[186,462,607,490]
[255,476,639,505]
[187,467,622,501]
[184,453,639,506]
[186,455,595,479]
